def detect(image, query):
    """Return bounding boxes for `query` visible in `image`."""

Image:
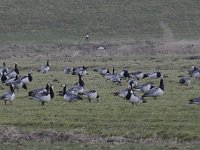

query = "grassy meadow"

[1,0,200,149]
[1,0,200,44]
[0,55,200,149]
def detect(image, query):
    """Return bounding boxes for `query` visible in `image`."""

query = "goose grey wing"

[0,91,13,100]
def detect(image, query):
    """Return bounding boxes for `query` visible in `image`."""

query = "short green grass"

[1,0,200,44]
[0,55,200,149]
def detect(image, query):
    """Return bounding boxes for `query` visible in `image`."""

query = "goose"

[62,85,83,102]
[179,76,190,86]
[0,62,9,74]
[74,74,85,87]
[103,67,115,79]
[93,67,110,76]
[21,72,33,84]
[5,75,27,91]
[118,70,130,79]
[0,84,15,104]
[104,68,121,83]
[113,88,130,98]
[134,83,155,93]
[5,75,19,85]
[188,66,199,76]
[30,84,54,105]
[38,60,50,73]
[1,69,8,83]
[7,63,19,78]
[188,96,200,105]
[129,71,148,80]
[142,76,164,99]
[59,77,85,96]
[125,87,146,106]
[28,83,50,97]
[81,90,100,102]
[72,66,88,76]
[85,33,89,40]
[64,67,73,74]
[191,70,200,79]
[108,74,121,83]
[147,71,162,79]
[128,79,139,88]
[67,83,85,95]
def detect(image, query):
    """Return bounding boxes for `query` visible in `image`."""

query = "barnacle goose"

[104,68,121,83]
[0,84,15,104]
[21,72,33,84]
[191,70,200,79]
[5,75,27,91]
[134,83,155,93]
[114,88,130,98]
[129,71,148,80]
[38,60,50,73]
[59,76,85,96]
[72,66,88,76]
[0,62,9,74]
[188,96,200,105]
[142,76,164,99]
[179,76,190,86]
[147,71,162,79]
[125,87,146,106]
[64,67,73,74]
[128,79,139,88]
[29,84,54,105]
[1,69,8,83]
[62,84,83,102]
[74,74,85,87]
[118,70,130,79]
[188,66,199,76]
[93,67,110,76]
[81,90,100,102]
[7,63,19,78]
[28,83,50,97]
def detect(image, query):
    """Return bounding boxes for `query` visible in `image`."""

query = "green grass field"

[1,0,200,44]
[0,55,200,149]
[1,0,200,149]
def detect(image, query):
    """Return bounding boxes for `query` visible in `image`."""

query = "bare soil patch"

[0,40,200,59]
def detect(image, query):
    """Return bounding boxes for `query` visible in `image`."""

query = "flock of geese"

[0,60,199,106]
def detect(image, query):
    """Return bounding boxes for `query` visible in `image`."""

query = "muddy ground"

[0,40,200,59]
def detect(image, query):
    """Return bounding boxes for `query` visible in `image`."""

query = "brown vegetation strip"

[0,127,199,144]
[1,40,200,59]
